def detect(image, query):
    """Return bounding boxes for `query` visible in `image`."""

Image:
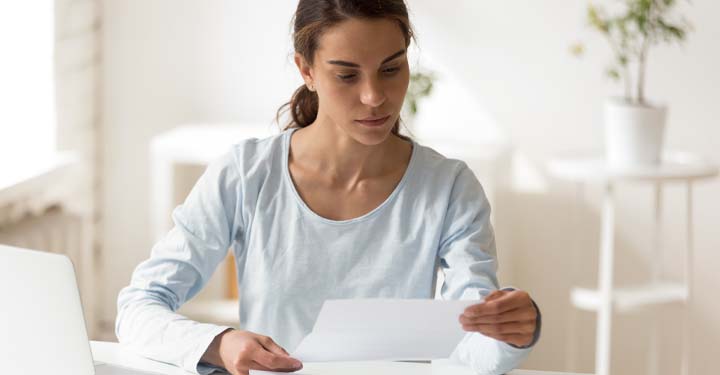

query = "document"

[291,298,479,362]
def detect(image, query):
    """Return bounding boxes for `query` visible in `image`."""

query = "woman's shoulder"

[206,130,287,181]
[410,141,490,213]
[228,130,286,167]
[410,140,488,199]
[411,141,473,180]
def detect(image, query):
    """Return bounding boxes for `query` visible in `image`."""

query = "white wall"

[101,1,720,374]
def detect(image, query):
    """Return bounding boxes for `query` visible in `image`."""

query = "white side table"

[546,151,718,375]
[150,124,276,241]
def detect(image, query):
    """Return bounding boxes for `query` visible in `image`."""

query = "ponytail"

[277,84,318,130]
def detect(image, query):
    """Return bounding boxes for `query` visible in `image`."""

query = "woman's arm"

[115,150,243,375]
[436,162,540,375]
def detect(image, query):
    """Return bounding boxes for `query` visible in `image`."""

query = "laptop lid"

[0,244,95,375]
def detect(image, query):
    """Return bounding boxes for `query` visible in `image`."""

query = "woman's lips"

[355,115,391,127]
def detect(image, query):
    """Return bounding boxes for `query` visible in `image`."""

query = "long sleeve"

[436,162,536,375]
[115,150,243,375]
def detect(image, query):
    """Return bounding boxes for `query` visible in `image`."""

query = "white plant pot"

[604,98,667,167]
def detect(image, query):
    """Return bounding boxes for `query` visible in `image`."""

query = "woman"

[116,1,540,375]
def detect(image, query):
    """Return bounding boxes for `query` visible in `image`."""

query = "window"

[0,2,56,172]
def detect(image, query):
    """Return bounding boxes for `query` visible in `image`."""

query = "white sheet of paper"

[291,298,480,362]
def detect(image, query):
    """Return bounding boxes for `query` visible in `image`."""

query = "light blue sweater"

[116,128,537,374]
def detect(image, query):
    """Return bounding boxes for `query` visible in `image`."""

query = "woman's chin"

[350,123,395,146]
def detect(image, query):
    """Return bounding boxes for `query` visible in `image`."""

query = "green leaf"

[618,54,629,66]
[569,42,585,56]
[588,5,610,33]
[606,67,621,81]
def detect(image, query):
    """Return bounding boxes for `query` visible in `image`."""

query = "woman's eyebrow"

[326,49,406,67]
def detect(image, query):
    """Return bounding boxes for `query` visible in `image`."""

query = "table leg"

[565,183,584,372]
[681,182,694,375]
[596,183,615,375]
[648,183,663,375]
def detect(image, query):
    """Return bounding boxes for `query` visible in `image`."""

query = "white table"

[90,341,588,375]
[546,151,718,375]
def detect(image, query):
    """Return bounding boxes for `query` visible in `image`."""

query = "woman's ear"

[294,52,315,91]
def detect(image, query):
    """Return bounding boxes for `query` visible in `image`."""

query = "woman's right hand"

[201,329,303,375]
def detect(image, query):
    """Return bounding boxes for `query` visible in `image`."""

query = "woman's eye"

[336,66,400,83]
[383,67,400,74]
[337,73,357,82]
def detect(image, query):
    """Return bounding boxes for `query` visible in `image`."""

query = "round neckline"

[282,127,418,225]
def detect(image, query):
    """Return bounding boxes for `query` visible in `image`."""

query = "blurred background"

[1,1,719,375]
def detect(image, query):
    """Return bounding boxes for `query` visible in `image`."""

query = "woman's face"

[296,18,410,146]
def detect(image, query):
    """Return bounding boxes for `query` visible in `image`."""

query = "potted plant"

[572,0,691,167]
[401,69,436,135]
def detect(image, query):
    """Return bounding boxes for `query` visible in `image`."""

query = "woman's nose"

[359,78,386,108]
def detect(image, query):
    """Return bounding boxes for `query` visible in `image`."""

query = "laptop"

[0,244,159,375]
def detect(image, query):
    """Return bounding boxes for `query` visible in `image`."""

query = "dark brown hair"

[276,0,415,137]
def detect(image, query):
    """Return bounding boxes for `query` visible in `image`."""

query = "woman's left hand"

[458,289,538,347]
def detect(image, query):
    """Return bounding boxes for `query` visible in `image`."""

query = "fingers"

[228,337,302,374]
[462,318,535,347]
[251,346,303,372]
[464,290,530,317]
[484,289,503,302]
[249,360,273,371]
[249,334,301,372]
[459,306,536,325]
[461,320,537,336]
[256,335,291,356]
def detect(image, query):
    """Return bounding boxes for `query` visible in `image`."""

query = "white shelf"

[547,151,718,183]
[571,282,687,313]
[150,123,276,165]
